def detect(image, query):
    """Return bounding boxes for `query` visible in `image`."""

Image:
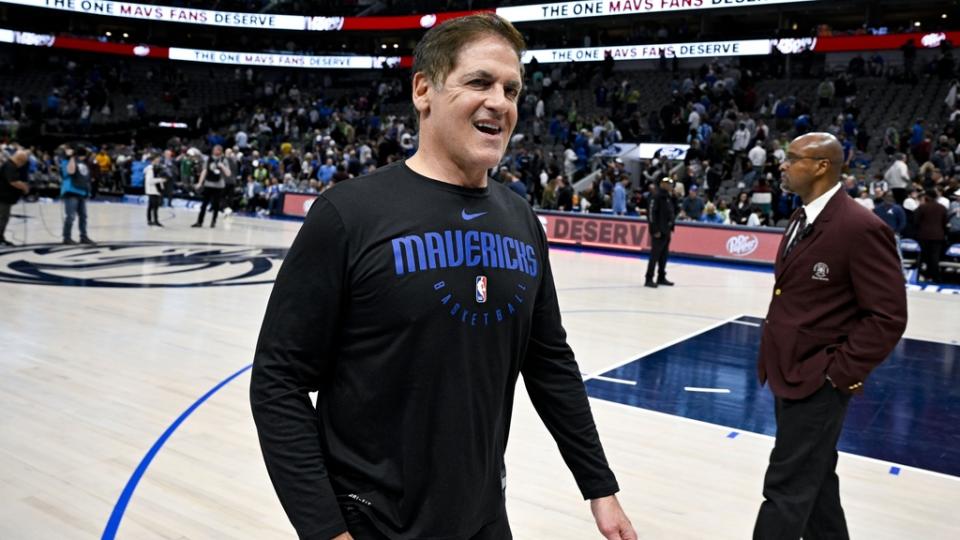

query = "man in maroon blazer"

[754,133,907,539]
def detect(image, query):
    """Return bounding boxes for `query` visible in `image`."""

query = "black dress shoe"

[657,278,675,286]
[644,280,658,288]
[63,238,77,245]
[191,223,203,228]
[80,237,95,245]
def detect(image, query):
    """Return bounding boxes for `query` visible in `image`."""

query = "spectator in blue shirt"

[874,191,907,262]
[612,177,629,215]
[318,158,336,185]
[910,119,924,147]
[874,191,907,234]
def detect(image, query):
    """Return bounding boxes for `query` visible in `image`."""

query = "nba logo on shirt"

[475,276,487,303]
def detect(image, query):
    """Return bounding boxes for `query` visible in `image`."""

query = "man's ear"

[412,72,433,118]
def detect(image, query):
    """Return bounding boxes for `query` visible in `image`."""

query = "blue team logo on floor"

[0,241,288,288]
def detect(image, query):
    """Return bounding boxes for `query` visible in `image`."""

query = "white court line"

[592,375,637,386]
[591,398,960,484]
[730,319,761,327]
[684,387,731,394]
[582,313,745,382]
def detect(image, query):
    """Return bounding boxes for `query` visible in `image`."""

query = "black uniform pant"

[645,233,671,281]
[754,381,851,540]
[341,503,511,540]
[196,187,223,226]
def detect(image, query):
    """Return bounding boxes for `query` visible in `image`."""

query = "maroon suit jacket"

[758,188,908,399]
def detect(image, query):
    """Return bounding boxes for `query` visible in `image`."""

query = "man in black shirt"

[251,13,635,540]
[192,145,230,228]
[645,177,676,288]
[0,149,30,246]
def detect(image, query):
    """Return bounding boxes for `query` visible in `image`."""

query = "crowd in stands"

[2,40,959,278]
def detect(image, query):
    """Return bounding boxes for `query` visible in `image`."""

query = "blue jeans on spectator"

[63,195,90,242]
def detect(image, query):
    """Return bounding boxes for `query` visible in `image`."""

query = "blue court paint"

[102,364,253,540]
[727,432,739,439]
[890,466,901,476]
[561,308,724,322]
[586,316,960,478]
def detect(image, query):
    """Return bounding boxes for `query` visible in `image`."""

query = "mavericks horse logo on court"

[0,241,288,288]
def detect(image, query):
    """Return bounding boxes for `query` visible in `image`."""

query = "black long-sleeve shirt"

[250,162,618,539]
[648,188,676,236]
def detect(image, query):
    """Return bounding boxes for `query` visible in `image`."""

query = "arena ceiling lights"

[1,0,820,31]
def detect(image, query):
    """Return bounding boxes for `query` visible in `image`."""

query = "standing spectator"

[645,177,676,288]
[61,146,95,244]
[95,146,114,191]
[732,122,751,154]
[161,149,178,207]
[612,176,628,215]
[874,192,907,263]
[883,153,910,204]
[505,171,527,200]
[915,189,949,283]
[874,192,907,238]
[748,140,767,170]
[931,146,955,177]
[563,146,578,179]
[557,176,575,211]
[0,149,30,246]
[144,154,165,227]
[192,145,231,228]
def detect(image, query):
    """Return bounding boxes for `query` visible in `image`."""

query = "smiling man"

[250,14,634,540]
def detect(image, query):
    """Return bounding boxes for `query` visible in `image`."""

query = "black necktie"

[783,208,807,259]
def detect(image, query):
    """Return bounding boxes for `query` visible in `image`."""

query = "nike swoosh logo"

[461,210,488,221]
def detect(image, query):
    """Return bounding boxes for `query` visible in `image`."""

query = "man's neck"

[801,180,839,206]
[406,150,488,189]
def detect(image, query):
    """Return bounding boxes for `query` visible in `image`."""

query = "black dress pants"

[918,240,943,283]
[645,233,671,281]
[754,381,852,540]
[341,503,511,540]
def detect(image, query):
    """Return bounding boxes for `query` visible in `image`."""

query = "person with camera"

[0,148,31,247]
[61,145,95,245]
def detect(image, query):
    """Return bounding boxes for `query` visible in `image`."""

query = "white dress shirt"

[787,181,842,246]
